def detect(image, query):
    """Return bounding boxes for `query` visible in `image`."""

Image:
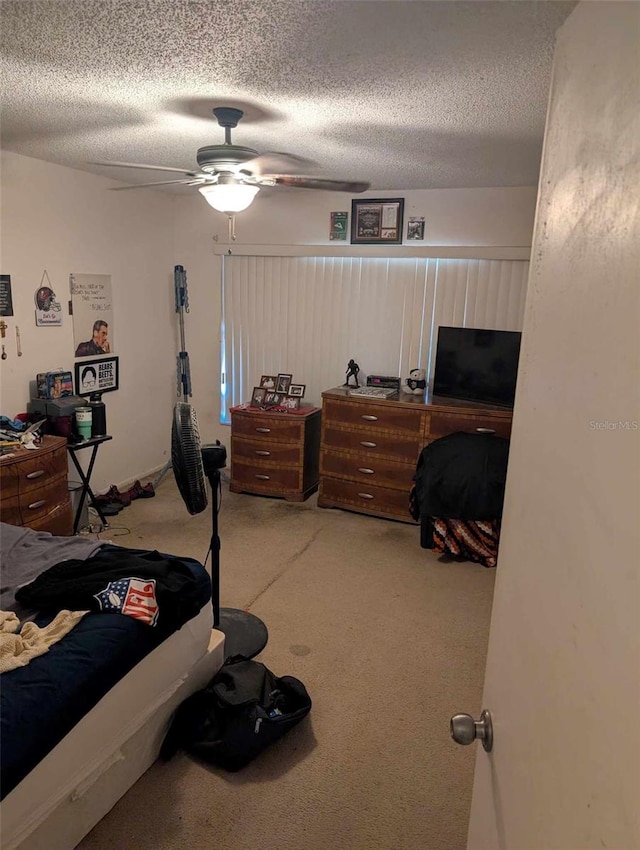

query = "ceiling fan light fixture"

[198,182,259,213]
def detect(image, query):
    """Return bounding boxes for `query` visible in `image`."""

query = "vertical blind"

[220,255,528,423]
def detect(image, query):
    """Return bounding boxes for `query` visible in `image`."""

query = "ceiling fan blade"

[89,160,204,178]
[109,178,204,190]
[271,175,371,193]
[239,151,316,177]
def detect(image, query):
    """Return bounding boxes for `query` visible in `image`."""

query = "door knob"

[450,709,493,752]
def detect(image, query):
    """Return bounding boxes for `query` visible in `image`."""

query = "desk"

[66,435,113,533]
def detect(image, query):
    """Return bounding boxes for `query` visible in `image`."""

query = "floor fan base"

[216,607,268,660]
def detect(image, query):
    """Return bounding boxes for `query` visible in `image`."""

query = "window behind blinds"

[220,255,528,423]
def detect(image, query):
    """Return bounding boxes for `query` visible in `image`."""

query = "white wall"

[1,149,537,490]
[198,185,537,249]
[0,151,178,490]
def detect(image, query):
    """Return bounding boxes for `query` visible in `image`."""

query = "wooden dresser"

[0,435,73,535]
[318,387,513,523]
[230,405,322,502]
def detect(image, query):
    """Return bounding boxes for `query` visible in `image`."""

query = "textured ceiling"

[0,0,576,193]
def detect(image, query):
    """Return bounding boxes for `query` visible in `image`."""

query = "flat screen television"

[432,326,522,408]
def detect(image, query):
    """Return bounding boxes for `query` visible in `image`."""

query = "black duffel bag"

[161,655,312,771]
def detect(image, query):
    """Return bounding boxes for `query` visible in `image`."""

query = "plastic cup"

[75,406,93,440]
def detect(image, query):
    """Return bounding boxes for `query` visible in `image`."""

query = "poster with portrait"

[71,273,114,358]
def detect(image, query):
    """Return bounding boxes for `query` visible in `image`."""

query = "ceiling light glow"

[198,183,259,213]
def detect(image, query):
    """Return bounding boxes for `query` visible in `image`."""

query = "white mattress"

[1,604,225,850]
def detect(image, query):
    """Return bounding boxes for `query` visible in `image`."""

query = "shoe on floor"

[97,485,131,507]
[129,480,155,500]
[98,502,123,516]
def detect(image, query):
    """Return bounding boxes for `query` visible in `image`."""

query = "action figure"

[344,359,360,387]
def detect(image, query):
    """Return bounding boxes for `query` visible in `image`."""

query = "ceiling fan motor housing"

[196,145,259,173]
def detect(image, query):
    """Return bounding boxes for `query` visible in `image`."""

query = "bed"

[0,523,225,850]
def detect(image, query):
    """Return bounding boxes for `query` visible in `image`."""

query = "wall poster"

[330,211,348,240]
[0,275,14,317]
[71,273,114,357]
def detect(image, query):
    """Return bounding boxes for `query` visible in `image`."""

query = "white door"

[464,4,640,849]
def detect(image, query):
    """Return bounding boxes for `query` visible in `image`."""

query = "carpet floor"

[76,474,495,850]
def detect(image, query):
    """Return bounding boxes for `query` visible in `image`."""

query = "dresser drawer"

[231,414,304,443]
[231,436,302,466]
[23,499,73,535]
[17,446,68,495]
[0,464,19,499]
[322,424,422,463]
[18,474,69,524]
[320,449,416,491]
[230,460,301,495]
[1,494,22,525]
[429,411,512,440]
[323,398,424,435]
[318,476,415,522]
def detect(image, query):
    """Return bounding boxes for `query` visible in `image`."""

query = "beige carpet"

[76,474,496,850]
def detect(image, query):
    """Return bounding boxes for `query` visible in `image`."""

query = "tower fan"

[171,402,268,659]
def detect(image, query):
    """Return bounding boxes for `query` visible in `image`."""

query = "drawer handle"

[475,428,496,434]
[254,474,270,480]
[255,427,271,433]
[361,415,379,421]
[357,467,375,475]
[26,470,46,479]
[360,441,377,448]
[357,492,375,500]
[27,500,46,510]
[254,450,271,456]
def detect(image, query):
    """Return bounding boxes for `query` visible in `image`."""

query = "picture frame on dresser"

[251,387,267,407]
[280,396,300,411]
[264,391,282,406]
[276,373,292,394]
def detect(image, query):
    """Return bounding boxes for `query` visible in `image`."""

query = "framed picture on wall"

[350,198,404,245]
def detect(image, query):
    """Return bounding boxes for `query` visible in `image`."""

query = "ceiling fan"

[91,107,370,215]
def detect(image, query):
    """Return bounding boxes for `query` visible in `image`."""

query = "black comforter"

[1,545,211,799]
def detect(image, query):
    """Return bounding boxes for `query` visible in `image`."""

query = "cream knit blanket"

[0,609,88,674]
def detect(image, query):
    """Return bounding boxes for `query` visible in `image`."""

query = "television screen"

[432,326,522,408]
